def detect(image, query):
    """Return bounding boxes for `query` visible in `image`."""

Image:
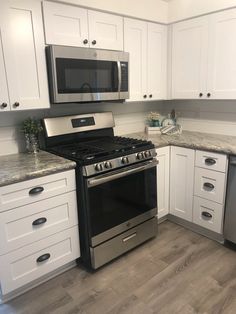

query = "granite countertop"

[127,130,236,155]
[0,150,76,187]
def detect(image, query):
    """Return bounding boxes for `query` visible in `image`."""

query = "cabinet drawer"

[0,192,78,255]
[0,170,76,212]
[195,151,227,173]
[193,197,224,234]
[0,226,80,295]
[194,167,226,204]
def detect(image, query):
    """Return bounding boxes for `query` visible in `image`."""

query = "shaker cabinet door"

[1,0,49,110]
[88,10,123,51]
[171,16,209,99]
[43,1,89,47]
[124,18,147,101]
[0,27,9,112]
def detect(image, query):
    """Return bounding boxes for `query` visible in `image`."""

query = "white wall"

[55,0,169,23]
[168,0,236,23]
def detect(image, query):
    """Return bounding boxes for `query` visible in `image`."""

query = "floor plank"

[1,221,236,314]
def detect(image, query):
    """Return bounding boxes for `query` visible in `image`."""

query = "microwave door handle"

[87,159,158,188]
[117,61,121,93]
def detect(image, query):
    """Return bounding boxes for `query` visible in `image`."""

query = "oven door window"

[87,166,157,238]
[56,58,118,94]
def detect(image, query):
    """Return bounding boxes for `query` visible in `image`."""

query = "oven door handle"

[117,61,121,93]
[87,159,158,188]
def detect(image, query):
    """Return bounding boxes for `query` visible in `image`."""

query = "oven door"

[85,159,158,247]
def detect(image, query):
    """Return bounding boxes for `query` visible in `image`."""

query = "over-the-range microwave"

[46,45,129,103]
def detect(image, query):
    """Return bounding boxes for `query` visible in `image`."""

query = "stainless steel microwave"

[46,45,129,103]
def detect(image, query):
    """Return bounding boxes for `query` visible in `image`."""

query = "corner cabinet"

[0,0,49,111]
[43,1,123,51]
[170,146,195,222]
[124,18,167,101]
[156,147,170,219]
[172,8,236,100]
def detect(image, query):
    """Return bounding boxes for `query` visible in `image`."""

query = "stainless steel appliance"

[224,156,236,244]
[42,112,158,269]
[46,45,129,103]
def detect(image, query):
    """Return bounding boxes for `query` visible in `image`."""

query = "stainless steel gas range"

[42,112,158,269]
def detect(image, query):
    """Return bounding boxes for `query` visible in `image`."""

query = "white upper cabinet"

[0,29,9,112]
[147,23,167,100]
[171,16,209,99]
[0,0,49,111]
[170,146,195,222]
[43,1,123,51]
[207,9,236,99]
[88,10,123,50]
[124,18,147,101]
[124,18,167,101]
[172,8,236,100]
[43,1,89,47]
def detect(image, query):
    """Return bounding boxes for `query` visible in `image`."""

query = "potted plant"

[21,117,43,153]
[147,111,160,127]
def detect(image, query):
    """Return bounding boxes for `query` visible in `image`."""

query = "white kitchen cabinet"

[171,16,209,99]
[0,0,49,110]
[207,9,236,99]
[156,147,170,219]
[0,29,9,112]
[124,18,167,101]
[170,146,195,222]
[172,8,236,100]
[43,1,123,51]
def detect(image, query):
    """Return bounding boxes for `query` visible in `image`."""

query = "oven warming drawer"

[90,217,157,269]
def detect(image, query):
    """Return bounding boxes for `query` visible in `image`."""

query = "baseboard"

[0,261,77,304]
[168,214,224,243]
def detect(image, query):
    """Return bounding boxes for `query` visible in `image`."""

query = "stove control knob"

[104,161,112,169]
[121,156,129,164]
[136,152,144,160]
[94,163,103,171]
[144,150,152,158]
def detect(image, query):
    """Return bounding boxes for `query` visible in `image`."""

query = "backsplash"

[0,101,163,156]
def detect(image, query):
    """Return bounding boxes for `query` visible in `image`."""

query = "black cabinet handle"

[205,158,216,165]
[13,102,20,108]
[29,186,44,195]
[143,95,147,99]
[83,39,88,44]
[203,182,215,190]
[32,217,47,226]
[199,93,203,97]
[149,94,153,98]
[92,40,96,45]
[1,103,7,108]
[207,93,211,98]
[36,253,50,263]
[202,211,212,219]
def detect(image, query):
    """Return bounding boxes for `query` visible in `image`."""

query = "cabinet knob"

[143,95,147,99]
[207,93,211,98]
[13,102,20,108]
[83,39,88,44]
[92,40,96,45]
[1,103,7,109]
[199,93,203,97]
[149,94,153,98]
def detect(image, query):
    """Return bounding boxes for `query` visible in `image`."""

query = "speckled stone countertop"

[0,150,76,187]
[127,130,236,155]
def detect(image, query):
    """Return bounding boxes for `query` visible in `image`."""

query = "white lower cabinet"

[0,170,80,297]
[156,147,170,219]
[170,146,195,222]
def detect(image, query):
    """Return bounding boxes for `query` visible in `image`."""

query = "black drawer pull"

[205,158,216,165]
[202,211,212,219]
[37,253,50,263]
[32,217,47,226]
[29,186,44,195]
[203,182,214,190]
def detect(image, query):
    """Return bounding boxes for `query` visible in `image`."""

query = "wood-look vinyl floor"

[1,221,236,314]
